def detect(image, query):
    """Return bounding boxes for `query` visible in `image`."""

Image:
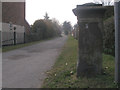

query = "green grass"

[2,38,52,52]
[42,36,117,88]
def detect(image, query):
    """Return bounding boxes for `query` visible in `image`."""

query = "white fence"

[2,23,25,45]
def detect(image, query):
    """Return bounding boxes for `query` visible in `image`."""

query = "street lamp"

[13,25,16,45]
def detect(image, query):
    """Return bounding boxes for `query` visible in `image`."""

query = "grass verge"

[2,38,53,52]
[42,36,117,88]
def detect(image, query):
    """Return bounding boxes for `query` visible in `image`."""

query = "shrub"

[103,16,115,56]
[104,6,114,20]
[27,19,61,42]
[32,20,47,40]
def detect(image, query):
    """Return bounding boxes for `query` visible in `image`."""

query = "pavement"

[2,36,68,88]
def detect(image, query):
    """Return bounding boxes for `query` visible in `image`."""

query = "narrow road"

[2,36,68,88]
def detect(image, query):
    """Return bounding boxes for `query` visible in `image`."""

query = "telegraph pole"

[114,0,120,84]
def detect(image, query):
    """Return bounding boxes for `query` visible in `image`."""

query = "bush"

[26,19,61,42]
[103,16,115,56]
[32,20,47,40]
[25,33,37,43]
[104,6,114,20]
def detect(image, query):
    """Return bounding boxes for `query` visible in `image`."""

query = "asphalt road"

[2,36,68,88]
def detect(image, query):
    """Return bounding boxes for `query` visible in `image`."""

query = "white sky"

[26,0,94,26]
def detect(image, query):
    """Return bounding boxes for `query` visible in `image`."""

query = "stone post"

[73,3,106,77]
[76,27,79,40]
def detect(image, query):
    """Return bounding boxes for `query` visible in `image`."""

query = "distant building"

[2,1,30,45]
[2,1,30,33]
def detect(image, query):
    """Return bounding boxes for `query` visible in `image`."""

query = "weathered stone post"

[76,27,79,40]
[73,3,106,77]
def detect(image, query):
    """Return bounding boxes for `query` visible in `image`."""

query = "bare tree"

[62,21,72,35]
[93,0,113,6]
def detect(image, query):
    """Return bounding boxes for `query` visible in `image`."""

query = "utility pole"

[114,0,120,84]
